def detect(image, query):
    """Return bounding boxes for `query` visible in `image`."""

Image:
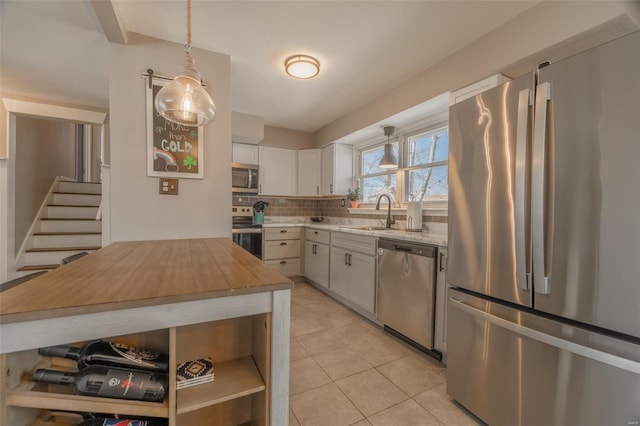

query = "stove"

[232,205,262,258]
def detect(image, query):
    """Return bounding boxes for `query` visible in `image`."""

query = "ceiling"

[1,1,539,133]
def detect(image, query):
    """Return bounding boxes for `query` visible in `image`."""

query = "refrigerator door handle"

[449,298,640,374]
[515,88,532,291]
[532,82,552,294]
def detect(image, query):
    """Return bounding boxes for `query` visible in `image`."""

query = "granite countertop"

[262,218,448,246]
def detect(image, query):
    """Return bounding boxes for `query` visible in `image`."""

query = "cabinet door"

[298,149,321,196]
[232,143,259,165]
[332,144,354,196]
[304,241,319,283]
[314,243,330,289]
[259,146,297,195]
[329,246,350,299]
[434,247,448,355]
[349,252,376,314]
[321,144,353,196]
[321,145,335,195]
[304,241,329,288]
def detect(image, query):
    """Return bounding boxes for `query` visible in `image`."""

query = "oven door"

[232,230,262,259]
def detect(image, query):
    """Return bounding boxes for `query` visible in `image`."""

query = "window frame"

[358,139,401,204]
[356,117,449,211]
[402,125,449,205]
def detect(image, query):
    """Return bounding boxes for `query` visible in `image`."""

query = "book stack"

[176,357,214,389]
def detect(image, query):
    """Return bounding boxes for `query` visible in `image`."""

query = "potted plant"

[347,187,361,208]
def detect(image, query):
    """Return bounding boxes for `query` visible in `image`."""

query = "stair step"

[58,181,102,195]
[52,193,101,206]
[48,204,100,208]
[32,233,102,249]
[54,192,101,195]
[23,248,98,266]
[33,232,101,235]
[17,264,60,271]
[41,218,98,220]
[26,246,101,253]
[39,219,101,233]
[46,205,99,219]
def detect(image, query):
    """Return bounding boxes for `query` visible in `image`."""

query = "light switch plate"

[159,178,179,195]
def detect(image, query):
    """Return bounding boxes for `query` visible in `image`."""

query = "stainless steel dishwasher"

[377,238,439,359]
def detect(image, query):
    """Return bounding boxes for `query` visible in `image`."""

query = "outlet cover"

[159,178,179,195]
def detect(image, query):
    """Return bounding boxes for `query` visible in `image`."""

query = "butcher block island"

[0,238,293,426]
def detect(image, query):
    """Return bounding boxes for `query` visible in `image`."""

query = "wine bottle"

[38,340,169,372]
[32,365,167,402]
[81,418,168,426]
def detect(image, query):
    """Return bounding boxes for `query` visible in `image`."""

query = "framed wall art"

[146,77,204,179]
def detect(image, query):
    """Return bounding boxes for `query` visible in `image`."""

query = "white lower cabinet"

[304,241,330,288]
[263,227,302,276]
[304,229,330,288]
[434,246,449,360]
[329,232,376,315]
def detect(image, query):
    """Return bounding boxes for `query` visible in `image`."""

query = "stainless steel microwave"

[232,162,259,194]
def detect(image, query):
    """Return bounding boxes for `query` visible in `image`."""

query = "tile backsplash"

[232,196,447,223]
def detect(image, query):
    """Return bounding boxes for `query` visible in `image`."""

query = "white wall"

[262,126,315,150]
[108,33,231,242]
[14,117,76,252]
[315,1,640,146]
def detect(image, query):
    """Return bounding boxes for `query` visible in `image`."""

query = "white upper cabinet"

[321,144,353,196]
[258,146,297,196]
[232,143,259,165]
[449,73,511,106]
[297,149,321,196]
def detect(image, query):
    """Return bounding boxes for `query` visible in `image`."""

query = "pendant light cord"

[186,0,192,53]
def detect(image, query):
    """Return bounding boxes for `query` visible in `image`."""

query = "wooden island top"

[0,238,293,324]
[0,238,293,425]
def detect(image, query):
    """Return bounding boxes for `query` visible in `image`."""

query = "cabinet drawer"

[331,232,376,256]
[264,227,301,241]
[264,258,301,276]
[305,228,330,245]
[263,240,301,259]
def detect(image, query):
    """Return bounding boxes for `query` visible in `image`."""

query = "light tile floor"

[288,281,486,426]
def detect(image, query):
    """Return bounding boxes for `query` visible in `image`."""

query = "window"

[360,142,399,203]
[357,123,448,208]
[404,126,448,202]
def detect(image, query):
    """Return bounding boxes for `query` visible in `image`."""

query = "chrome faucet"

[375,194,396,228]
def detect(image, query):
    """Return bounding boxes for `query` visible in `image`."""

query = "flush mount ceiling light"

[154,0,216,127]
[379,126,398,169]
[284,55,320,79]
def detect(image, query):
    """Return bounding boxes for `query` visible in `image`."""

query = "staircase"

[18,181,102,272]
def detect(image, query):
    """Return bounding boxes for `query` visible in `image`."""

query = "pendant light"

[154,0,215,127]
[379,126,398,168]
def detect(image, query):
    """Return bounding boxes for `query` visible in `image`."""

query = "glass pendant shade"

[155,51,216,127]
[379,143,398,168]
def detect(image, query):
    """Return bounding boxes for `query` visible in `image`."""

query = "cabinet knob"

[280,260,287,264]
[280,242,287,246]
[280,230,288,233]
[330,184,334,194]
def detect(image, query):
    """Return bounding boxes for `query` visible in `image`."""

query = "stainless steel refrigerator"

[447,31,640,426]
